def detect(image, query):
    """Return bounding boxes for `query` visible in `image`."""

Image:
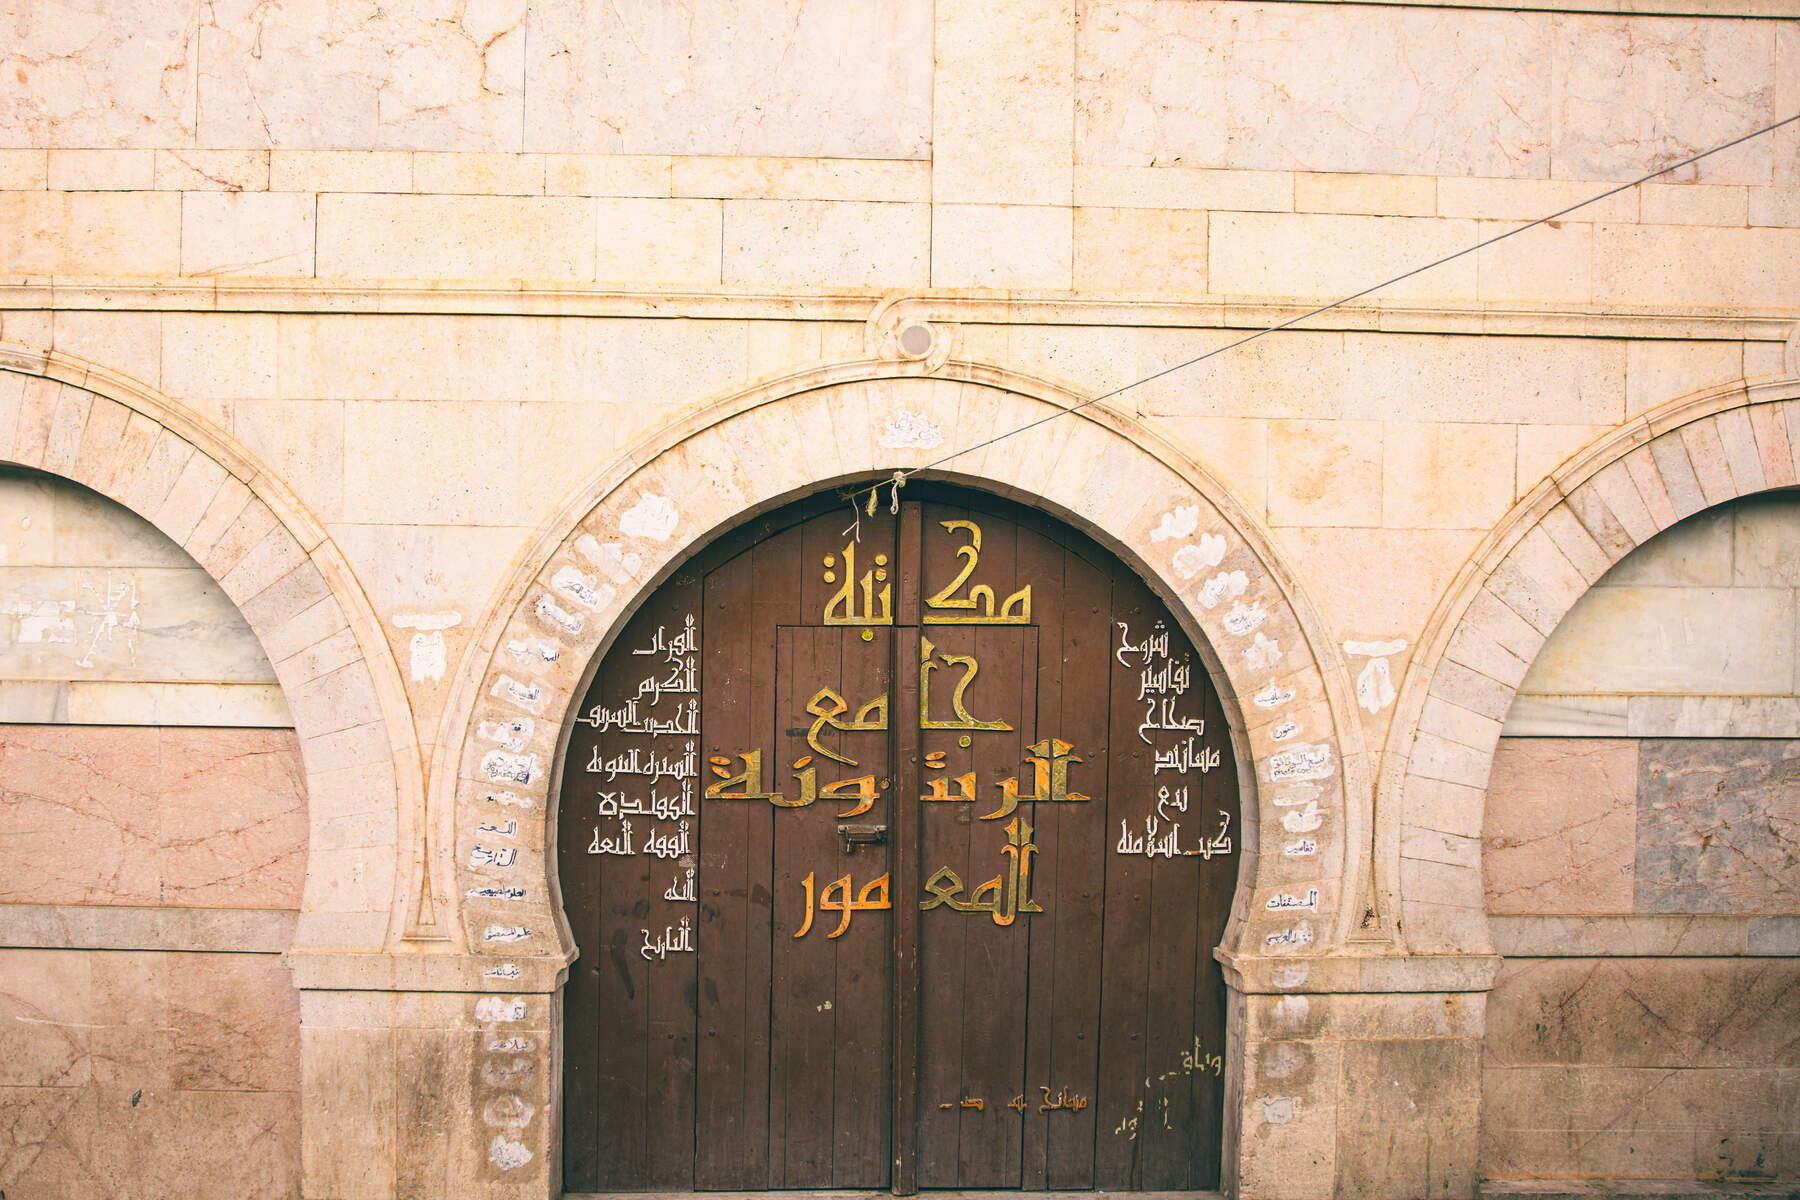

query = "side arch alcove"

[0,343,422,952]
[1384,375,1800,954]
[439,361,1373,1187]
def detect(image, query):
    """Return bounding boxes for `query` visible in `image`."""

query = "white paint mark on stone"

[1244,631,1281,670]
[1268,743,1333,782]
[478,717,534,752]
[1222,600,1266,636]
[1150,505,1200,543]
[483,1094,535,1129]
[394,609,461,631]
[552,564,615,612]
[878,409,945,450]
[535,594,584,635]
[1354,657,1397,714]
[492,674,547,715]
[1194,568,1248,610]
[474,997,527,1022]
[76,574,140,668]
[488,1134,533,1171]
[483,790,532,809]
[1254,681,1296,708]
[1344,637,1406,658]
[481,749,541,786]
[620,492,679,541]
[407,632,447,682]
[505,636,560,671]
[1270,962,1310,989]
[1342,638,1406,714]
[575,534,643,582]
[1273,783,1320,807]
[1261,1097,1298,1124]
[1262,1043,1306,1080]
[4,598,76,644]
[1172,531,1228,579]
[1280,803,1324,833]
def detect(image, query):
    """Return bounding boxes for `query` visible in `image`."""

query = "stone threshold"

[1482,1180,1800,1199]
[566,1193,1223,1200]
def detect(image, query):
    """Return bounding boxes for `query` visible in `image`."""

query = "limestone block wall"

[0,0,1796,1196]
[1481,492,1800,1186]
[0,470,305,1197]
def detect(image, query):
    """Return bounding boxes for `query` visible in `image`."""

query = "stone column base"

[1220,951,1502,1200]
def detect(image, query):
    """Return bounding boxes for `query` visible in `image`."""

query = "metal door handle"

[838,824,887,853]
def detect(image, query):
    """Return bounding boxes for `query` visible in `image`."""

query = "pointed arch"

[0,342,426,953]
[1381,375,1800,952]
[437,358,1374,969]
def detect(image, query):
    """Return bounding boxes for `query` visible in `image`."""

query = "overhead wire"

[849,110,1800,516]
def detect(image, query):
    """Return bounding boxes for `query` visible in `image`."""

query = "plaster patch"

[1244,631,1282,669]
[482,1094,535,1129]
[1261,1097,1298,1124]
[575,533,643,582]
[492,674,548,714]
[1150,504,1200,543]
[1254,681,1296,708]
[1223,600,1266,636]
[620,492,679,541]
[407,631,448,682]
[474,997,527,1022]
[478,717,534,752]
[1281,803,1324,833]
[878,409,945,450]
[1268,743,1333,782]
[488,1134,533,1171]
[1354,656,1397,713]
[1344,637,1406,657]
[535,594,584,635]
[505,636,560,671]
[1194,568,1248,610]
[481,749,541,785]
[393,609,462,632]
[552,564,615,612]
[1270,962,1310,989]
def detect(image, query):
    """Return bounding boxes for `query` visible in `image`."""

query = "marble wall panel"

[1484,738,1638,915]
[1076,1,1550,178]
[1548,14,1781,186]
[1487,957,1800,1069]
[1635,738,1800,914]
[1518,586,1795,698]
[0,1,199,147]
[195,0,526,151]
[0,725,307,909]
[0,1084,301,1200]
[523,0,932,159]
[1482,957,1800,1183]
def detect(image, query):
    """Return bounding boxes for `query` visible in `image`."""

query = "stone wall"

[0,470,305,1197]
[0,0,1796,1196]
[1482,493,1800,1188]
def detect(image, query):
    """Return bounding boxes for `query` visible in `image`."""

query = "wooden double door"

[559,486,1238,1194]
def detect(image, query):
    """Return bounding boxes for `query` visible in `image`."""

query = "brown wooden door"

[559,486,1238,1194]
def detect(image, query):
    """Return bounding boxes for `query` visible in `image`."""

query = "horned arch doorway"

[557,484,1239,1195]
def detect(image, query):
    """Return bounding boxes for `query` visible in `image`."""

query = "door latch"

[838,824,887,854]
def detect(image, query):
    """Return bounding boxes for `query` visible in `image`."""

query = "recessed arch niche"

[441,365,1370,1187]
